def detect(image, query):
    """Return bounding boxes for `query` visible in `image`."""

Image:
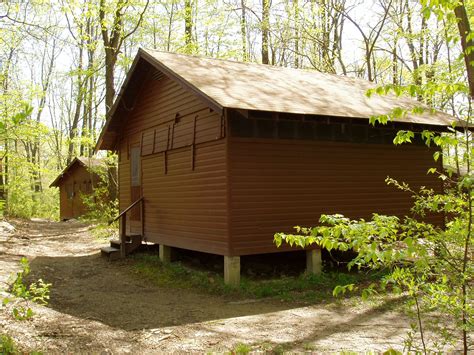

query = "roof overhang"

[50,157,103,188]
[94,49,224,152]
[50,157,84,187]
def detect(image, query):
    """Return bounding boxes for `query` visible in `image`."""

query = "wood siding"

[58,165,94,220]
[117,74,228,254]
[115,71,444,258]
[228,137,443,256]
[141,141,228,254]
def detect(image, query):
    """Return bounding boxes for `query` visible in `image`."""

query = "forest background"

[0,0,469,220]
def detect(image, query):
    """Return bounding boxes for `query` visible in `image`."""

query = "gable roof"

[49,157,103,188]
[96,48,455,151]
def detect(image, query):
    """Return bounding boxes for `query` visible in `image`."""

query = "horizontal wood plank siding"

[122,76,210,136]
[228,138,443,256]
[57,165,94,220]
[142,141,228,255]
[118,139,131,212]
[117,73,228,254]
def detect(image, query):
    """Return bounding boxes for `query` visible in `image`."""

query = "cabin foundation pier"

[159,245,172,263]
[224,256,240,287]
[306,248,322,275]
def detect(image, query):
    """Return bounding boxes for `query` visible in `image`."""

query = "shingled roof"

[49,157,103,188]
[96,48,454,151]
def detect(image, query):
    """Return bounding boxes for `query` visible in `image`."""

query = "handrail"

[109,197,144,225]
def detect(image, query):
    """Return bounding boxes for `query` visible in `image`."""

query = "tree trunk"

[294,0,299,68]
[454,2,474,100]
[68,45,84,164]
[104,48,117,114]
[261,0,270,64]
[184,0,194,53]
[240,0,248,61]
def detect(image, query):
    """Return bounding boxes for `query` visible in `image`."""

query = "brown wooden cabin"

[96,49,451,285]
[50,157,105,220]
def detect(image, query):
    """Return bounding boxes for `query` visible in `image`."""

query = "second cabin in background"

[50,157,116,220]
[95,48,451,285]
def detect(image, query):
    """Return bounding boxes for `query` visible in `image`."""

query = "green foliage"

[133,253,381,302]
[232,343,251,354]
[2,258,51,321]
[6,174,59,220]
[89,222,118,240]
[79,156,119,240]
[275,176,472,351]
[80,156,118,223]
[0,334,17,355]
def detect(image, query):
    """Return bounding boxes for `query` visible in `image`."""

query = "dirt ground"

[0,218,412,353]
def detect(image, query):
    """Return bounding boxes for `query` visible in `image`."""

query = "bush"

[2,258,51,321]
[0,334,17,354]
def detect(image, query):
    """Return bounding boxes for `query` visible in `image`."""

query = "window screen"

[65,184,74,199]
[131,147,141,187]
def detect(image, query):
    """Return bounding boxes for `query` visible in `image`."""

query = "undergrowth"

[132,254,386,302]
[0,334,17,354]
[88,221,118,240]
[0,334,42,355]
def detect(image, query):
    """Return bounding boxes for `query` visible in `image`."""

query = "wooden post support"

[120,216,126,259]
[159,245,172,263]
[306,248,322,275]
[224,256,240,287]
[140,199,144,238]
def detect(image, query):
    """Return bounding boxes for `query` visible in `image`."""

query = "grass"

[0,334,17,355]
[131,253,386,302]
[88,221,118,240]
[232,343,252,354]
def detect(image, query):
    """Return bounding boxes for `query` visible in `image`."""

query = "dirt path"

[0,218,410,353]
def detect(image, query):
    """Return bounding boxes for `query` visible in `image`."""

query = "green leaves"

[3,257,52,321]
[274,172,473,350]
[332,283,356,297]
[11,102,33,125]
[393,130,415,145]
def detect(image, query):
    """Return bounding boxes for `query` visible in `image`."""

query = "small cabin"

[50,157,105,220]
[96,49,450,285]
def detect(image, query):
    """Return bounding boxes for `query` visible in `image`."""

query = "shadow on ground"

[27,253,301,331]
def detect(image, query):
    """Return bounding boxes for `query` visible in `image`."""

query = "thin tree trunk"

[68,45,84,164]
[454,2,474,100]
[241,0,248,61]
[184,0,194,52]
[294,0,299,68]
[261,0,270,64]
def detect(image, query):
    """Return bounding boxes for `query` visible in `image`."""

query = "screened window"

[130,147,141,187]
[229,110,428,146]
[65,184,74,199]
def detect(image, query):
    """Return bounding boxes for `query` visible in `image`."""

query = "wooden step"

[110,239,122,249]
[108,235,143,256]
[100,246,120,261]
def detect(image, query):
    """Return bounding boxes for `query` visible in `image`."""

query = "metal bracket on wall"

[220,113,226,138]
[191,115,197,171]
[152,129,157,153]
[163,151,167,175]
[139,131,144,156]
[169,123,175,150]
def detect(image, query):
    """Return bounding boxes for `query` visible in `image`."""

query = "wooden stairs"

[100,234,143,260]
[101,197,145,260]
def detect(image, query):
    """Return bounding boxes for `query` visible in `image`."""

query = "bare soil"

[0,218,411,353]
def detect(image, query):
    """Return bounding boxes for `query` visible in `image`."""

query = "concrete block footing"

[159,244,172,263]
[224,255,240,287]
[306,248,322,275]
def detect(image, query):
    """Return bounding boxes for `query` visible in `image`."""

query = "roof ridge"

[143,48,375,88]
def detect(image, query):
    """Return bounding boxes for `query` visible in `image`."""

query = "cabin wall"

[58,165,95,220]
[141,140,227,254]
[117,74,228,254]
[228,137,443,256]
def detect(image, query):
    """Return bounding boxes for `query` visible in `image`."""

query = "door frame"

[129,144,142,234]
